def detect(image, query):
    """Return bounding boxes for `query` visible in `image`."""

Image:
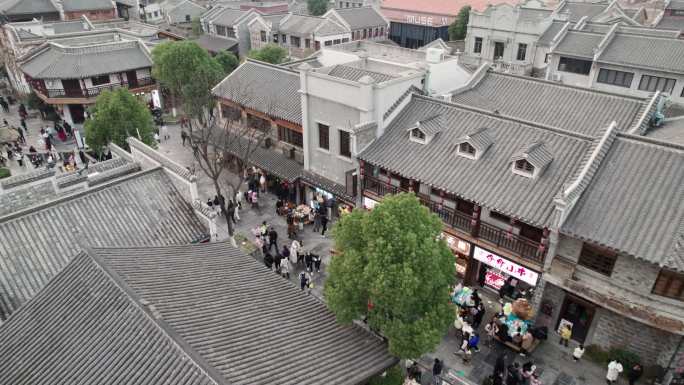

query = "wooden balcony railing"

[41,77,155,99]
[363,174,544,264]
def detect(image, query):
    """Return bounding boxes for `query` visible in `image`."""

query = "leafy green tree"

[248,44,288,64]
[307,0,328,16]
[325,193,456,359]
[84,88,155,157]
[191,16,202,37]
[448,5,471,41]
[215,51,239,75]
[181,58,224,120]
[152,41,221,116]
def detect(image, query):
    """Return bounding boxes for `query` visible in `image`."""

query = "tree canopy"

[448,5,471,41]
[84,88,155,156]
[307,0,328,16]
[215,51,239,75]
[248,44,288,64]
[325,193,456,359]
[191,16,202,37]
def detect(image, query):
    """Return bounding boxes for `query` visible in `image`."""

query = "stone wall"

[535,282,566,330]
[591,308,680,367]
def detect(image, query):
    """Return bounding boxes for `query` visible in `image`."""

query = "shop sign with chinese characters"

[473,246,539,286]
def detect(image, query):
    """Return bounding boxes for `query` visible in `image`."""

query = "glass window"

[514,159,534,173]
[459,142,475,155]
[516,43,527,61]
[558,57,592,75]
[278,125,303,148]
[318,123,329,150]
[578,243,617,276]
[260,31,267,42]
[91,75,110,86]
[339,129,351,157]
[653,269,684,301]
[638,75,676,93]
[305,38,311,48]
[596,68,634,88]
[221,104,241,121]
[247,114,270,132]
[474,37,482,54]
[324,40,333,46]
[411,128,425,140]
[281,34,287,43]
[333,39,341,45]
[363,29,367,38]
[216,25,227,36]
[291,36,300,47]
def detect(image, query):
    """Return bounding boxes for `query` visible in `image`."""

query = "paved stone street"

[157,123,627,385]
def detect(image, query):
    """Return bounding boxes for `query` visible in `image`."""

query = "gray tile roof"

[359,95,592,228]
[598,33,684,74]
[538,21,568,45]
[0,0,59,15]
[0,251,221,385]
[223,137,303,182]
[332,6,387,29]
[20,40,152,79]
[669,0,684,10]
[414,114,443,136]
[455,127,494,153]
[557,1,610,22]
[655,16,684,30]
[450,71,648,136]
[561,135,684,271]
[327,64,396,83]
[279,14,325,35]
[208,8,248,27]
[315,18,349,36]
[213,60,302,125]
[62,0,113,11]
[300,170,355,203]
[510,141,554,170]
[0,169,207,318]
[96,242,397,384]
[553,30,602,58]
[194,34,238,52]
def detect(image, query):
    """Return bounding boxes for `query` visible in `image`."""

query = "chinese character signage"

[473,246,540,286]
[485,269,505,289]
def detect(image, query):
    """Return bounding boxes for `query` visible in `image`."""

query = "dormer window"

[411,128,426,141]
[510,141,553,179]
[459,142,476,155]
[455,127,492,160]
[514,159,535,175]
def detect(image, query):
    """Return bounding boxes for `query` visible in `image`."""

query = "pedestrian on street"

[268,227,278,252]
[530,373,542,385]
[263,252,273,270]
[161,120,169,140]
[181,130,188,146]
[233,200,240,221]
[313,211,321,232]
[14,151,23,167]
[2,119,7,127]
[313,253,321,273]
[304,252,313,272]
[559,324,572,347]
[299,271,309,291]
[20,118,26,132]
[259,173,266,193]
[606,360,623,385]
[213,195,221,216]
[290,239,301,265]
[485,317,499,348]
[273,252,282,273]
[494,353,507,379]
[432,358,443,385]
[473,302,486,329]
[227,199,236,223]
[320,214,328,237]
[280,253,290,279]
[468,332,480,352]
[628,363,643,385]
[506,363,521,385]
[573,345,585,362]
[520,330,534,357]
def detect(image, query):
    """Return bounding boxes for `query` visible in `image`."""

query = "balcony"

[363,175,545,264]
[40,77,156,99]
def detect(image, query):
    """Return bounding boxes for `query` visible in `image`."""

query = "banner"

[473,246,539,286]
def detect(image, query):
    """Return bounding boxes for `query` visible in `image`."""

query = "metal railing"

[40,77,155,99]
[363,175,544,264]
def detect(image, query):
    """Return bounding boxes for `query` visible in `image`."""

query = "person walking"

[320,214,328,237]
[313,211,321,232]
[468,332,480,353]
[181,130,188,146]
[627,363,642,385]
[259,173,266,193]
[280,252,290,279]
[290,239,301,266]
[299,271,309,291]
[161,120,169,141]
[559,324,572,347]
[213,195,221,216]
[304,252,313,272]
[484,318,499,348]
[573,345,585,362]
[268,227,279,253]
[506,363,521,385]
[432,358,443,385]
[273,252,282,274]
[233,200,240,222]
[606,360,623,385]
[473,302,486,329]
[313,253,322,273]
[263,252,273,270]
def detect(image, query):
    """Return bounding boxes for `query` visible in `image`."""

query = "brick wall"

[591,308,680,367]
[610,254,661,296]
[64,8,117,21]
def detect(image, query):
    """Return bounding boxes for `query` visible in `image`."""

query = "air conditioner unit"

[551,73,562,82]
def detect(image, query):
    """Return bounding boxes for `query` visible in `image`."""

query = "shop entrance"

[557,295,595,343]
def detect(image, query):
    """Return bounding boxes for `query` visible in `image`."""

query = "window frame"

[339,129,351,158]
[652,269,684,301]
[638,74,676,94]
[91,74,110,86]
[291,36,301,48]
[596,68,634,88]
[516,43,527,61]
[277,125,303,148]
[410,127,426,143]
[578,243,618,276]
[514,159,535,174]
[260,30,267,42]
[473,37,482,54]
[557,56,592,75]
[318,122,330,150]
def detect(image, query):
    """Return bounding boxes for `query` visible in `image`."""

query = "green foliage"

[215,51,239,75]
[368,365,404,385]
[84,88,156,156]
[307,0,328,16]
[449,6,471,41]
[325,193,456,359]
[191,17,202,37]
[248,44,288,64]
[585,345,641,373]
[152,41,224,119]
[0,168,10,179]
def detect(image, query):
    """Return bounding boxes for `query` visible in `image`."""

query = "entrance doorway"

[557,295,595,343]
[494,42,505,60]
[69,104,86,124]
[62,79,83,97]
[126,70,138,88]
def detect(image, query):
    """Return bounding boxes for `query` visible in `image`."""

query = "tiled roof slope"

[62,0,114,11]
[279,14,325,34]
[97,242,397,385]
[538,21,568,45]
[0,252,221,385]
[0,169,206,318]
[561,135,684,271]
[450,71,647,136]
[599,34,684,74]
[0,0,59,15]
[20,40,152,79]
[553,30,603,58]
[333,7,387,29]
[212,60,302,125]
[359,96,591,228]
[327,64,396,83]
[557,1,610,22]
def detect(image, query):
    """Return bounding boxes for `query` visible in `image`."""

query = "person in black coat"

[263,252,273,270]
[268,227,278,252]
[432,358,443,385]
[299,271,309,291]
[304,252,313,272]
[320,215,329,236]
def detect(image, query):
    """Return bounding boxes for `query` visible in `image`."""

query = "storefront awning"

[300,170,355,204]
[224,139,303,182]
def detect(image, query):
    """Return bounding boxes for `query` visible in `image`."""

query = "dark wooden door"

[62,79,82,97]
[126,71,138,88]
[494,42,505,60]
[557,295,596,343]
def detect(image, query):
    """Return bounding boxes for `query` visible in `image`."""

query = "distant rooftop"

[329,40,455,65]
